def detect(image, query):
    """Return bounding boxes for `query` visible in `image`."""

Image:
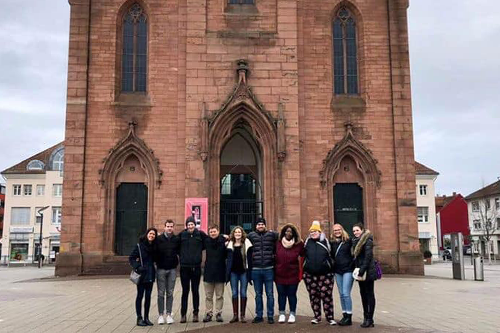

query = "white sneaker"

[329,319,337,325]
[288,314,296,323]
[158,315,165,325]
[166,314,174,324]
[311,318,320,324]
[278,314,286,323]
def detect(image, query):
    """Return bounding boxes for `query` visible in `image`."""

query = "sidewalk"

[0,265,499,332]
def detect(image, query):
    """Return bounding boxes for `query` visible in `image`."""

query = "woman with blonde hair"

[331,223,354,326]
[274,224,304,323]
[225,226,253,323]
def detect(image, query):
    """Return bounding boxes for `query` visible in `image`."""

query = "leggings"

[303,272,334,321]
[358,280,376,320]
[136,282,154,319]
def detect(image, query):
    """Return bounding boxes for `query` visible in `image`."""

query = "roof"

[435,193,464,212]
[1,142,64,175]
[465,180,500,200]
[415,161,439,176]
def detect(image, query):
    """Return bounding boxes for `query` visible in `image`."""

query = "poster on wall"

[185,198,208,233]
[10,244,28,261]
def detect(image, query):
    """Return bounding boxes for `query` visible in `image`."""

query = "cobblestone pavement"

[0,263,499,333]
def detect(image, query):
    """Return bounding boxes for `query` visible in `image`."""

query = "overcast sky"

[0,1,499,197]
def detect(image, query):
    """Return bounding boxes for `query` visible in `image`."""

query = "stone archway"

[99,122,163,256]
[320,122,381,236]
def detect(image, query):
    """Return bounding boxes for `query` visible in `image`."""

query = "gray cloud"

[1,1,498,197]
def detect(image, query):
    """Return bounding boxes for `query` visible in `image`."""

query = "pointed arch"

[99,122,163,256]
[320,123,381,233]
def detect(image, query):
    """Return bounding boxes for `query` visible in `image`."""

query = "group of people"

[129,216,377,328]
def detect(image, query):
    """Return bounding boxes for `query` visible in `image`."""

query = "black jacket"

[247,230,278,268]
[179,228,207,268]
[351,230,377,281]
[129,240,156,284]
[203,235,227,283]
[331,238,354,274]
[225,239,253,283]
[155,233,180,270]
[303,236,332,276]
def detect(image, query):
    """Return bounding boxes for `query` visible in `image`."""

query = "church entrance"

[115,183,148,255]
[334,183,364,237]
[219,127,263,235]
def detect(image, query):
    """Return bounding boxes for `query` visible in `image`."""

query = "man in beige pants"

[202,225,227,322]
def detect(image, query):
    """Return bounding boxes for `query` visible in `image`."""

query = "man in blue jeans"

[247,218,278,324]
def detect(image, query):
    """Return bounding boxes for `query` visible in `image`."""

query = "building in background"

[435,193,469,250]
[415,162,439,259]
[1,143,64,265]
[465,180,500,260]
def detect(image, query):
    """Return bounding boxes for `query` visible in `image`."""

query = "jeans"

[204,282,225,315]
[358,280,376,320]
[230,272,248,298]
[157,268,177,315]
[180,266,202,316]
[276,283,298,315]
[251,268,274,318]
[136,282,154,319]
[335,272,354,313]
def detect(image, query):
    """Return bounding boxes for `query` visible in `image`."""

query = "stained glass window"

[122,4,147,92]
[332,8,358,95]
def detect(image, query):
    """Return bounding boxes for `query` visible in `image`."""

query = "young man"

[202,225,227,323]
[247,217,279,324]
[155,219,179,325]
[179,216,207,323]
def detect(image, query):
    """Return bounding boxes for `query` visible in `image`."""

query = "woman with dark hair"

[331,223,354,326]
[352,223,377,328]
[129,227,158,327]
[275,224,304,323]
[225,226,253,323]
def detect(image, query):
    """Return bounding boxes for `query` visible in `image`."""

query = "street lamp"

[37,206,50,268]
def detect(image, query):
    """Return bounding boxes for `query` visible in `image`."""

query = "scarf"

[281,237,295,249]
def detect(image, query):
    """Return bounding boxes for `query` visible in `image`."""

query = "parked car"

[442,248,452,260]
[463,245,471,255]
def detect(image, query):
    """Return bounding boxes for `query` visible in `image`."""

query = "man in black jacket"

[202,225,227,323]
[155,219,179,325]
[179,216,208,323]
[247,217,278,324]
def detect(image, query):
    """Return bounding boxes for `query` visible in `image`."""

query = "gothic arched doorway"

[219,125,263,234]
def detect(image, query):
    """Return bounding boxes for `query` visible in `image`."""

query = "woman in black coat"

[352,223,377,328]
[129,227,158,327]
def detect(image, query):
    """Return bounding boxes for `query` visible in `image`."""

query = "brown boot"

[230,297,239,323]
[240,297,247,323]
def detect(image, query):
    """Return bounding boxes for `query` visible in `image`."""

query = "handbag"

[352,267,366,281]
[129,244,143,285]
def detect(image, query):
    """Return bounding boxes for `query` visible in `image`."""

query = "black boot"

[144,318,153,326]
[361,317,374,328]
[343,314,352,326]
[230,298,239,323]
[137,317,147,327]
[338,313,347,326]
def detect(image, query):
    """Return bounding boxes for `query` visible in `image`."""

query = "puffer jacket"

[303,234,332,276]
[129,240,156,284]
[247,230,278,268]
[351,230,377,281]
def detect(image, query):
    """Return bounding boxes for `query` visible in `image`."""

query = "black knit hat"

[185,216,196,227]
[256,217,266,225]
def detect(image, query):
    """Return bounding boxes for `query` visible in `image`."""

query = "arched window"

[27,160,45,171]
[333,7,358,95]
[122,4,147,93]
[51,148,64,171]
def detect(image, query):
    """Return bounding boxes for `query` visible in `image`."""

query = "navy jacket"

[247,230,278,268]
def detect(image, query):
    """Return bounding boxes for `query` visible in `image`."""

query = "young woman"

[129,227,158,327]
[303,221,336,325]
[275,224,304,324]
[331,223,354,326]
[225,226,253,323]
[352,223,377,328]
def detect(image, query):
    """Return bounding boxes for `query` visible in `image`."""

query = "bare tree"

[471,197,499,264]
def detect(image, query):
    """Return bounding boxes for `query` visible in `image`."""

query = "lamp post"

[37,206,50,268]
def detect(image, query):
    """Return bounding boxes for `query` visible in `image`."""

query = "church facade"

[56,0,423,276]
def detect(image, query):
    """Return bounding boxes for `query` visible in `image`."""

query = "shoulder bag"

[129,244,143,285]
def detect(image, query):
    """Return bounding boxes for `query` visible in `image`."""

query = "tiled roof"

[465,180,500,200]
[415,161,439,176]
[1,142,64,175]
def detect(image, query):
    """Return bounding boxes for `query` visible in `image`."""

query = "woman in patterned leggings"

[302,221,336,325]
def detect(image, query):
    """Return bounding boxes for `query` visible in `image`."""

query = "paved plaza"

[0,261,499,333]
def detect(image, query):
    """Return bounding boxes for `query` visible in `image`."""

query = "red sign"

[185,198,208,232]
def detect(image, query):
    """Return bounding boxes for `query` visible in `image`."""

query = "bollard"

[474,256,484,281]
